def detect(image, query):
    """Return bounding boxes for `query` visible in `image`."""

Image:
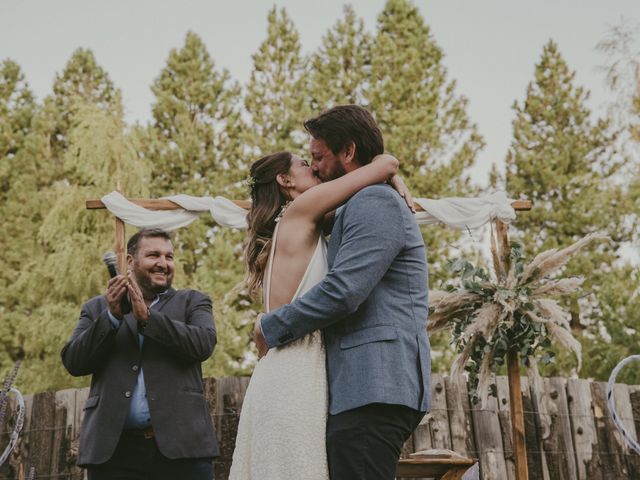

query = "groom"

[254,105,431,479]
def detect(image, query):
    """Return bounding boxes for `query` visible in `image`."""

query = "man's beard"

[134,266,172,295]
[321,161,347,182]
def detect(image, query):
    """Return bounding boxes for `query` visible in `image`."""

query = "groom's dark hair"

[304,105,384,165]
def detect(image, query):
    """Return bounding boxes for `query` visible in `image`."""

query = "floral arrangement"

[429,228,606,405]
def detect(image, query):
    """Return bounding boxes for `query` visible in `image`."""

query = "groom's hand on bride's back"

[253,314,269,359]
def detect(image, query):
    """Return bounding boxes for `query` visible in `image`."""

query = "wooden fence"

[1,374,640,479]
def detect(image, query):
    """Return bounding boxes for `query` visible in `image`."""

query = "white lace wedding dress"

[229,222,329,480]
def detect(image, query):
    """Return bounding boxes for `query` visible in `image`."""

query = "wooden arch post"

[114,217,126,273]
[494,217,529,480]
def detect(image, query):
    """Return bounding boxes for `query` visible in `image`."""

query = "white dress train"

[229,223,329,480]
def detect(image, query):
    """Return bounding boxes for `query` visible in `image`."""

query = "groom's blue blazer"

[261,184,431,415]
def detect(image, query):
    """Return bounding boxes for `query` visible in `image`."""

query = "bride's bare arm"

[286,154,399,224]
[319,175,414,234]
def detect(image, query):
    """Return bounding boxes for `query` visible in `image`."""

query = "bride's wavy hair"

[244,151,293,297]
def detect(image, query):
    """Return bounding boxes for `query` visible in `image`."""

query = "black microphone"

[102,252,131,315]
[103,251,119,278]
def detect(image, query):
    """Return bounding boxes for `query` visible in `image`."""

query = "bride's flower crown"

[245,175,257,190]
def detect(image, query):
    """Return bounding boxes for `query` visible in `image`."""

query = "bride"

[229,150,409,479]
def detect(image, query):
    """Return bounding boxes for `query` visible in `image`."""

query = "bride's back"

[263,215,325,312]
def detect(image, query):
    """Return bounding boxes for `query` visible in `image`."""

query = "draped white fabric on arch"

[100,190,517,231]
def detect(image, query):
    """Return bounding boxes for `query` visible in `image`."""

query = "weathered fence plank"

[496,375,516,480]
[71,388,89,480]
[14,393,34,480]
[629,385,640,445]
[444,375,475,459]
[610,383,640,478]
[538,377,578,479]
[592,381,630,479]
[518,376,544,480]
[471,375,508,480]
[413,374,451,453]
[566,378,602,479]
[213,376,251,480]
[27,392,57,478]
[51,388,76,478]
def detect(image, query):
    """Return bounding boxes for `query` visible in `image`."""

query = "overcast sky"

[1,0,639,184]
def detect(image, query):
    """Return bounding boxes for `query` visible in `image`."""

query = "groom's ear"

[342,142,356,165]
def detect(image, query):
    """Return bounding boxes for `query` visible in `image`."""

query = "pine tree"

[146,31,245,197]
[142,32,254,377]
[307,5,372,110]
[368,0,483,196]
[0,59,35,194]
[506,40,628,256]
[0,59,36,294]
[0,52,124,393]
[503,40,636,378]
[244,7,310,156]
[366,0,483,287]
[0,50,122,300]
[47,48,122,158]
[2,104,150,392]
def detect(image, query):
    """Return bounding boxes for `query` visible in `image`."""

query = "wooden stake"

[508,350,528,480]
[495,218,529,480]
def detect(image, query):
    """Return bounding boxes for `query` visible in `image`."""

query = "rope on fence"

[0,388,25,467]
[607,354,640,455]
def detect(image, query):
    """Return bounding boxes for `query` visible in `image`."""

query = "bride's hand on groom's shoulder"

[253,314,269,359]
[389,175,415,213]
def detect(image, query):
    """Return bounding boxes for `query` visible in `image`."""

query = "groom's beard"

[320,161,347,182]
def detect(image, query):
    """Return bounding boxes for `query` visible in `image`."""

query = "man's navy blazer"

[61,288,219,466]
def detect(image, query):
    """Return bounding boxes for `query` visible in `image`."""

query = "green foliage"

[0,103,149,393]
[544,266,640,383]
[0,59,35,174]
[366,0,483,286]
[145,31,245,197]
[47,48,122,157]
[505,41,627,253]
[500,40,639,380]
[368,0,483,197]
[307,5,371,110]
[0,52,127,391]
[244,6,311,156]
[141,32,255,377]
[0,59,36,293]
